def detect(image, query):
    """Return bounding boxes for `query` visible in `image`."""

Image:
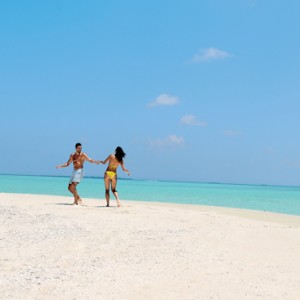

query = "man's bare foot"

[106,204,110,207]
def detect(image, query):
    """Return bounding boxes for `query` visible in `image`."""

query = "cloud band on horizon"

[148,134,185,148]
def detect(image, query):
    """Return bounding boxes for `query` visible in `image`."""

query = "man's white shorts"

[69,168,84,184]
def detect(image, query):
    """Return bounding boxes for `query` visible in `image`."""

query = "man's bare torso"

[72,152,86,170]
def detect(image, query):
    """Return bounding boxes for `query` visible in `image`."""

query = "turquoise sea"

[0,174,300,216]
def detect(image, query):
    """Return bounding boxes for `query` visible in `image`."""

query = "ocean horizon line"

[1,173,299,189]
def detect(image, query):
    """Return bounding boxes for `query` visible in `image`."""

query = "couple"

[56,143,130,207]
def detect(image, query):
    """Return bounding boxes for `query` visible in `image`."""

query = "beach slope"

[0,193,300,300]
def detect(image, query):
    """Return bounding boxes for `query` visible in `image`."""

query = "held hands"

[96,160,104,165]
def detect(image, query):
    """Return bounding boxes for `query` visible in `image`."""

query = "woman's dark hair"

[115,146,126,163]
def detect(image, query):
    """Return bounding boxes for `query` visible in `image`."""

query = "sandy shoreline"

[1,193,300,300]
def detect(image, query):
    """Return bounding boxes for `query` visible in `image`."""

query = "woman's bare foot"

[117,200,121,207]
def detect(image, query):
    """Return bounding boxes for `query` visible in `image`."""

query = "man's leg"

[68,184,77,204]
[68,183,80,205]
[72,182,81,205]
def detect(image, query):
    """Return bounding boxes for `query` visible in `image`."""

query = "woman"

[101,146,130,207]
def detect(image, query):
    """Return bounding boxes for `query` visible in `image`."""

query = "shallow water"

[1,174,300,215]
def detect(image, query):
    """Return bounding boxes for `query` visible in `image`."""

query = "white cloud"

[148,94,179,108]
[149,135,185,148]
[191,47,231,63]
[223,130,243,137]
[180,114,208,126]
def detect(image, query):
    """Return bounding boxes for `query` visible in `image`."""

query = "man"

[56,143,100,205]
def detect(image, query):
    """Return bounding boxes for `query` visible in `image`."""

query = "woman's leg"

[111,176,121,207]
[104,174,111,207]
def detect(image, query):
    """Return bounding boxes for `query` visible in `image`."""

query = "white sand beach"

[1,193,300,300]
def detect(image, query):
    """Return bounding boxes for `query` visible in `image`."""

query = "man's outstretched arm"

[56,155,73,169]
[83,153,100,164]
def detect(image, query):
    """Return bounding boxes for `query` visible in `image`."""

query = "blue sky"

[1,0,300,185]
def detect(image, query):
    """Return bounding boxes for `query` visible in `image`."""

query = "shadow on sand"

[45,203,118,208]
